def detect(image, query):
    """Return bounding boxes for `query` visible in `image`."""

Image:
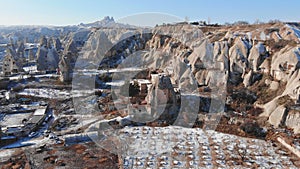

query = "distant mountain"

[79,16,115,27]
[0,16,140,45]
[78,16,138,29]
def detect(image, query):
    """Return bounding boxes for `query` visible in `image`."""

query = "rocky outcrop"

[2,43,24,75]
[80,29,141,64]
[36,36,60,71]
[58,56,72,82]
[63,39,78,64]
[243,70,254,87]
[259,58,271,74]
[213,41,229,71]
[78,16,133,29]
[67,30,91,47]
[248,42,267,72]
[76,22,300,135]
[146,75,177,118]
[28,48,35,61]
[53,38,62,51]
[39,36,47,47]
[270,46,300,82]
[281,69,300,100]
[285,111,300,134]
[16,41,25,58]
[228,38,250,83]
[268,105,287,127]
[146,75,176,105]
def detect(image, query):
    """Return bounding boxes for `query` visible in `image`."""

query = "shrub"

[277,95,294,108]
[240,121,266,138]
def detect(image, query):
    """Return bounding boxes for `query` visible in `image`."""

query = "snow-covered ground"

[0,149,16,163]
[111,126,297,168]
[18,88,97,99]
[22,65,38,72]
[9,73,59,81]
[286,24,300,39]
[76,67,144,74]
[0,112,56,162]
[1,112,31,127]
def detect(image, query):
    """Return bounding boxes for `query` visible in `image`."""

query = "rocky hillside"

[78,21,300,135]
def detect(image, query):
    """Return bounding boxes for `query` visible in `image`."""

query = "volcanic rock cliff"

[78,22,300,134]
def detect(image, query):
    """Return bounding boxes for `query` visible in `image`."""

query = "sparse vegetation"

[250,74,286,104]
[278,95,294,108]
[265,39,297,52]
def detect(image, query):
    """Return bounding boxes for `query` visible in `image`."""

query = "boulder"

[260,97,280,117]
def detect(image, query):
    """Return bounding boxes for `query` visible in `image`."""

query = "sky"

[0,0,299,26]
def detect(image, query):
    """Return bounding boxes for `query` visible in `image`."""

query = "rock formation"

[146,75,177,118]
[2,44,23,75]
[28,48,35,61]
[53,38,62,51]
[77,22,300,134]
[36,36,60,71]
[63,39,78,64]
[58,56,72,82]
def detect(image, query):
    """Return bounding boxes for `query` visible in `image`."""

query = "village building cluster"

[0,102,50,147]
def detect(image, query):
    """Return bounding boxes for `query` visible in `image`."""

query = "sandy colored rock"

[269,81,280,91]
[248,42,267,72]
[243,70,253,87]
[268,105,287,127]
[285,111,300,134]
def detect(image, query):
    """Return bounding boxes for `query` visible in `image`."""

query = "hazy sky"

[0,0,299,26]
